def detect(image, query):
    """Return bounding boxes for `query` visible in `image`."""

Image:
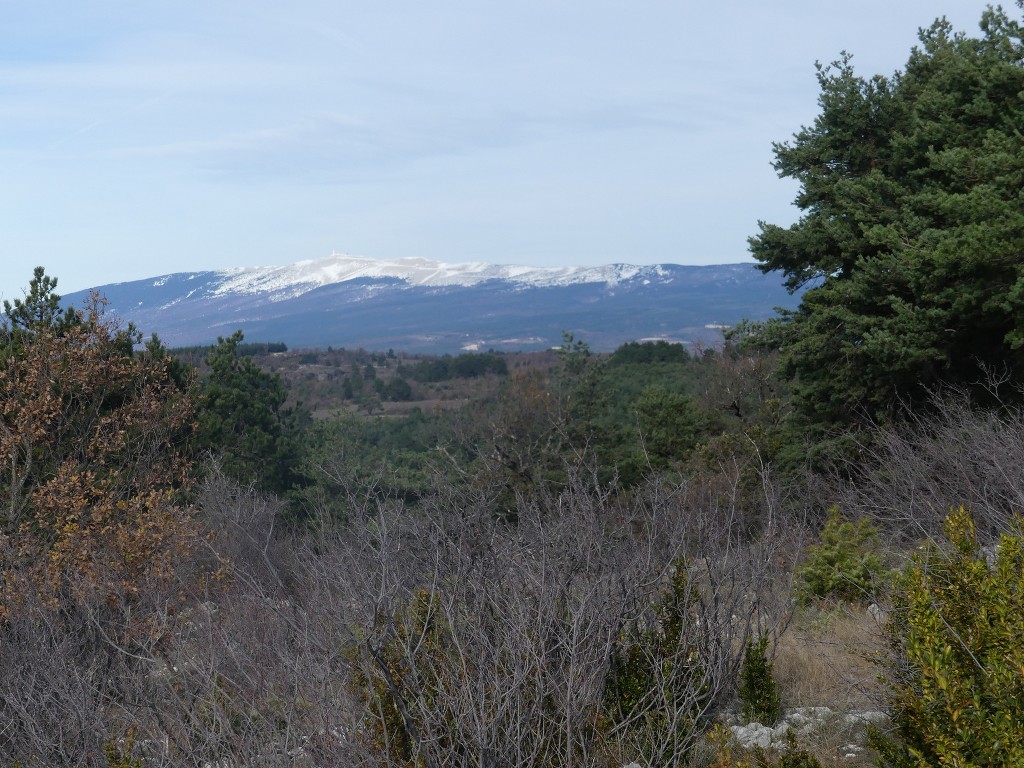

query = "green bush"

[604,564,705,764]
[871,506,1024,767]
[797,506,889,603]
[103,735,144,768]
[738,636,781,725]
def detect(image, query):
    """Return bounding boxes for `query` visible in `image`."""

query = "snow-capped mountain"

[209,253,672,298]
[64,253,799,353]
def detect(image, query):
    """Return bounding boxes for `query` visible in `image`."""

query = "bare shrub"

[197,466,291,593]
[0,558,110,767]
[0,535,192,768]
[828,391,1024,542]
[298,459,796,767]
[0,474,352,768]
[125,475,356,767]
[1,451,800,767]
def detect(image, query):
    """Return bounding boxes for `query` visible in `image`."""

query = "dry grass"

[774,604,886,711]
[764,604,889,767]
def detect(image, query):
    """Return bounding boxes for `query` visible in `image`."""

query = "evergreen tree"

[1,267,81,363]
[738,636,782,726]
[2,266,79,336]
[635,385,718,467]
[195,330,303,496]
[750,7,1024,438]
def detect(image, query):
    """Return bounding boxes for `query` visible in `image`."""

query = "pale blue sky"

[1,1,999,295]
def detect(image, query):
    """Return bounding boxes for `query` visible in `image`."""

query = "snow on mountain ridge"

[210,253,669,299]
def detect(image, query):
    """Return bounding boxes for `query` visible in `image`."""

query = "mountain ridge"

[63,254,798,353]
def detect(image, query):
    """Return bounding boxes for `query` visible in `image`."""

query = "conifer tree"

[195,330,303,495]
[751,7,1024,437]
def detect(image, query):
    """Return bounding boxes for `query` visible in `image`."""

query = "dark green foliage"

[348,588,438,765]
[554,334,603,446]
[237,341,288,355]
[178,340,287,357]
[738,636,781,726]
[710,726,824,767]
[103,737,144,768]
[636,385,721,468]
[2,266,80,337]
[195,330,305,496]
[608,565,690,696]
[144,333,194,391]
[348,363,365,396]
[379,375,413,401]
[169,340,287,365]
[451,352,507,378]
[750,8,1024,436]
[608,340,689,367]
[553,330,588,372]
[797,506,889,604]
[771,731,824,768]
[408,357,450,382]
[1,267,83,366]
[577,345,717,484]
[406,352,508,382]
[604,565,706,764]
[298,409,444,515]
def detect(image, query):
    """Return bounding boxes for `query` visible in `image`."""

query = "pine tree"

[750,7,1024,438]
[195,330,303,495]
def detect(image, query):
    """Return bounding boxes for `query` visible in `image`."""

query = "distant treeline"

[169,341,288,359]
[403,352,508,382]
[607,340,689,367]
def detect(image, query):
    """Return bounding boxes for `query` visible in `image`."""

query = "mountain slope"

[64,254,799,352]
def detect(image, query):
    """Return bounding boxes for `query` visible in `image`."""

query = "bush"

[797,506,889,604]
[871,506,1024,767]
[738,636,781,725]
[604,563,707,764]
[0,285,198,618]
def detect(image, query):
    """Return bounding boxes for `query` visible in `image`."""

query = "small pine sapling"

[797,506,890,604]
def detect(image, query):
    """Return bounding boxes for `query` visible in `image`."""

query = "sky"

[1,1,1002,295]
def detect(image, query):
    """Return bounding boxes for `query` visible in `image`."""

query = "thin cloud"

[0,0,998,295]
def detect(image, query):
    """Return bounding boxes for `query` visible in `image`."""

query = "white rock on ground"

[843,710,887,726]
[730,722,782,749]
[729,707,837,750]
[728,707,888,753]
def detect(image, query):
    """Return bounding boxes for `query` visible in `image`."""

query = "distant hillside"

[63,254,800,353]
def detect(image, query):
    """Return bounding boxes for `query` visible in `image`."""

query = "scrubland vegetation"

[3,5,1024,766]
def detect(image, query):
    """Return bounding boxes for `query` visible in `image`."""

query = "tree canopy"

[1,266,79,337]
[750,6,1024,435]
[0,269,197,615]
[194,330,304,496]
